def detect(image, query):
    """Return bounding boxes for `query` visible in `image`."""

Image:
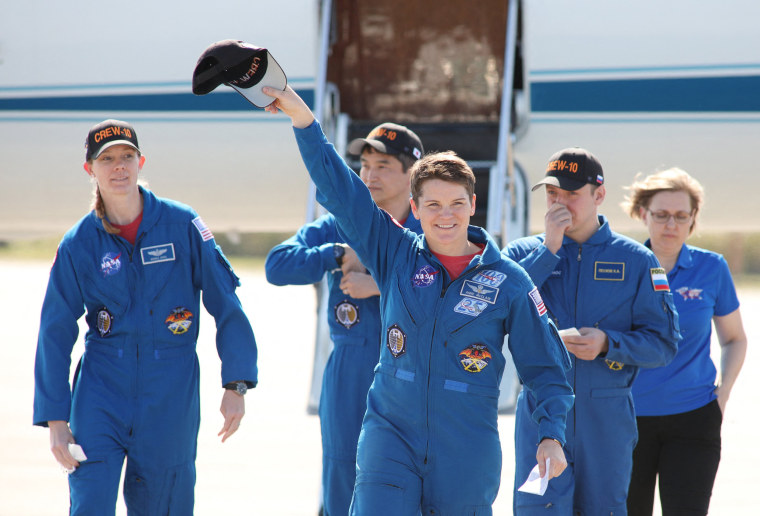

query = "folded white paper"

[558,327,581,338]
[64,443,87,474]
[517,458,551,496]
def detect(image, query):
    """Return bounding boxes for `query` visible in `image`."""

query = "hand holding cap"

[192,39,287,108]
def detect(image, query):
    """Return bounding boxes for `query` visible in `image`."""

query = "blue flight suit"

[265,211,422,516]
[505,222,680,515]
[33,187,258,516]
[294,121,574,516]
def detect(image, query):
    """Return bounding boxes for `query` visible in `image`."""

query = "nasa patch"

[412,265,439,288]
[96,307,113,337]
[453,297,489,317]
[471,270,507,288]
[459,344,492,373]
[335,301,360,329]
[165,307,193,335]
[140,243,175,265]
[100,252,122,276]
[387,324,407,358]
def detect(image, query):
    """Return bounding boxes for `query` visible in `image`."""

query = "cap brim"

[531,176,588,192]
[92,140,140,160]
[347,138,400,156]
[229,52,287,108]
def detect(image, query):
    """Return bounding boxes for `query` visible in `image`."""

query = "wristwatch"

[333,243,346,267]
[224,381,248,396]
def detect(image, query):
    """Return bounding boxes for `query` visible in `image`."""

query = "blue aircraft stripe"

[0,88,315,112]
[531,75,760,112]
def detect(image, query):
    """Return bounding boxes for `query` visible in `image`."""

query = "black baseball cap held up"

[532,147,605,192]
[85,119,140,161]
[347,123,424,162]
[192,39,287,108]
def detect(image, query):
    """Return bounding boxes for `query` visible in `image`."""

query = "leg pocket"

[69,456,122,515]
[350,476,418,516]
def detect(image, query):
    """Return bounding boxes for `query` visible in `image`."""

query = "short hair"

[410,151,475,202]
[622,167,704,235]
[361,145,417,174]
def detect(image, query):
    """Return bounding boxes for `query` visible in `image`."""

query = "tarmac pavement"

[1,259,757,515]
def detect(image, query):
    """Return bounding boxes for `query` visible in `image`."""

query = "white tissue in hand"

[68,443,87,461]
[517,458,551,496]
[64,443,87,474]
[558,327,581,338]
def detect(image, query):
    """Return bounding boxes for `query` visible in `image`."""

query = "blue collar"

[645,239,693,271]
[560,214,610,247]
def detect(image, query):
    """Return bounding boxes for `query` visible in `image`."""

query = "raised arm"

[262,85,410,288]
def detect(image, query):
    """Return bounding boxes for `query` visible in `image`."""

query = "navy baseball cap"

[347,123,424,161]
[85,119,139,161]
[192,39,287,108]
[532,147,605,191]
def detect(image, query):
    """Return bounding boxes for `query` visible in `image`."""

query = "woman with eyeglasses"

[622,168,747,516]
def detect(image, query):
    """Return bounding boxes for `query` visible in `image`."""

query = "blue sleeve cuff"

[319,242,338,271]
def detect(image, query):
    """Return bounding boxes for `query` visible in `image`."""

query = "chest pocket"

[79,263,129,320]
[391,272,435,327]
[442,305,505,397]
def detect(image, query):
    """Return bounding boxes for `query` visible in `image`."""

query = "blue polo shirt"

[632,243,740,416]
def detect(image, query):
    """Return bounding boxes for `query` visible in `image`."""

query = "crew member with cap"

[33,119,258,515]
[265,123,425,516]
[503,148,680,514]
[259,85,574,516]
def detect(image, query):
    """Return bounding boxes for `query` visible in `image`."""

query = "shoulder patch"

[650,267,670,292]
[528,287,547,317]
[192,216,214,241]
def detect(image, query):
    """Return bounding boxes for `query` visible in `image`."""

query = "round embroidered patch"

[335,301,360,329]
[165,307,193,335]
[387,324,406,358]
[459,344,492,373]
[96,307,113,337]
[100,252,122,276]
[412,265,439,288]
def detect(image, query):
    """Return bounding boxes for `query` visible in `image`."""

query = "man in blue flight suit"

[504,147,680,515]
[262,85,574,516]
[265,123,424,516]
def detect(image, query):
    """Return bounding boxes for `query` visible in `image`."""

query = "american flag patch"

[192,216,214,241]
[528,287,547,316]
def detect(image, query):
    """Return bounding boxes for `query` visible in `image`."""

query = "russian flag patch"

[528,287,547,317]
[650,267,670,292]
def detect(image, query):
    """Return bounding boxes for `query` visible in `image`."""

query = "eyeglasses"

[647,209,694,224]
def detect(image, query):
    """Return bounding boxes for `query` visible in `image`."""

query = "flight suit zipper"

[423,260,483,465]
[572,244,583,439]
